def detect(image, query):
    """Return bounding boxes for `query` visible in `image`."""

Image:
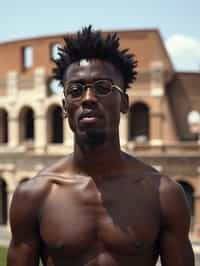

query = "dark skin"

[7,60,194,266]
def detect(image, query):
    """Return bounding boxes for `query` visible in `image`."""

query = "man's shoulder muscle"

[10,176,52,228]
[159,175,190,236]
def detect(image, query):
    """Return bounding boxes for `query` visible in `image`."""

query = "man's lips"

[78,111,102,124]
[80,116,98,123]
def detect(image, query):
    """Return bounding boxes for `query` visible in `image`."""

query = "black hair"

[52,25,137,90]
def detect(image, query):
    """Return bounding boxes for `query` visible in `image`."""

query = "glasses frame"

[64,79,124,101]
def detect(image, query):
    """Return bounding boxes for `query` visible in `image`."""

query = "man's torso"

[27,156,162,266]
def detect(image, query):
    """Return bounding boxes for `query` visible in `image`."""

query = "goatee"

[78,129,106,149]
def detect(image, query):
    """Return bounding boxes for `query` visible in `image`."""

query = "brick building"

[0,29,200,239]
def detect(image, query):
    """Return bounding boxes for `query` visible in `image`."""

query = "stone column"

[35,114,47,153]
[1,165,16,230]
[8,113,19,148]
[7,71,18,99]
[34,99,47,153]
[119,114,128,147]
[64,119,73,151]
[34,67,46,99]
[150,111,164,145]
[149,61,165,145]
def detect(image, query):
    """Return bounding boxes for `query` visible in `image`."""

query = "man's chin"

[77,129,106,148]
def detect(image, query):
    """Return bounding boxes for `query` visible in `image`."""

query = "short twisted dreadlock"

[53,25,137,91]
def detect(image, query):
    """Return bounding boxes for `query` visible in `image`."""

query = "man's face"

[62,59,128,146]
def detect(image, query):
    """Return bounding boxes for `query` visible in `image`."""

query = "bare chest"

[39,179,160,263]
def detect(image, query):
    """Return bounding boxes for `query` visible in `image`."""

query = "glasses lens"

[94,80,112,96]
[67,83,83,99]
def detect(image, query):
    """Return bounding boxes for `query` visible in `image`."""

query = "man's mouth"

[79,111,102,124]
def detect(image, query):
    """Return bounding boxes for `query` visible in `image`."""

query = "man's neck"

[73,140,123,180]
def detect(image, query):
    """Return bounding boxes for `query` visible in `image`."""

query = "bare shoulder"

[159,175,190,234]
[39,154,73,176]
[11,175,52,220]
[122,151,159,180]
[12,154,74,209]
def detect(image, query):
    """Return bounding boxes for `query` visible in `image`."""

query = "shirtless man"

[7,26,194,266]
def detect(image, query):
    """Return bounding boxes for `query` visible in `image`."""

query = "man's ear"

[120,93,129,114]
[62,98,68,118]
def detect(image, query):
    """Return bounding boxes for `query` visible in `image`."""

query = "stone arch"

[0,177,8,225]
[178,181,194,229]
[0,108,8,143]
[128,102,150,142]
[47,104,63,143]
[19,106,35,143]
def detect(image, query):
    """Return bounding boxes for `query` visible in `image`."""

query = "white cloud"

[165,34,200,71]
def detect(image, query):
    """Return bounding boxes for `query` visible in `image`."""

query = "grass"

[0,246,7,266]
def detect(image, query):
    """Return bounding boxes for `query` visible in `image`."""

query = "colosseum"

[0,29,200,242]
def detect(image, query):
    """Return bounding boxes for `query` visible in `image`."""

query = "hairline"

[62,58,125,91]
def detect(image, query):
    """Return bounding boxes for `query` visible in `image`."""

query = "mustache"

[78,109,103,120]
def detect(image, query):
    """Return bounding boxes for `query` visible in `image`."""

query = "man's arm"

[7,182,40,266]
[159,176,194,266]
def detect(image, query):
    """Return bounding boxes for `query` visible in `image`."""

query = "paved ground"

[1,227,200,265]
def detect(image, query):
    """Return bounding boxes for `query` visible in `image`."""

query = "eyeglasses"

[64,79,123,101]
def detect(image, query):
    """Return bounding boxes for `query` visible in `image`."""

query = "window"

[47,105,63,144]
[129,102,150,142]
[49,79,63,96]
[23,46,33,69]
[0,109,8,143]
[0,178,7,225]
[51,43,61,60]
[19,107,34,142]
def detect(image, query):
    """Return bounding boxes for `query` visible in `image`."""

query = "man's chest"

[39,178,160,258]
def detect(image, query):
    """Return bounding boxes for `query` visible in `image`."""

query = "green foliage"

[0,247,7,266]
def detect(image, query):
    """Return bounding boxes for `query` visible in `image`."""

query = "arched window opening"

[178,181,194,230]
[51,43,61,60]
[19,177,29,184]
[47,105,63,143]
[129,102,150,142]
[0,109,8,143]
[23,46,33,70]
[19,107,34,142]
[0,178,7,225]
[48,79,63,96]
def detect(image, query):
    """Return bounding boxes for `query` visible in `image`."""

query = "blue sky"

[1,0,200,71]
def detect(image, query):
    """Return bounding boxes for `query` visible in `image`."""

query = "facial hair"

[77,129,106,150]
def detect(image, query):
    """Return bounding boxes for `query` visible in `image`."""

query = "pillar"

[35,114,47,153]
[64,118,73,150]
[8,114,19,148]
[34,67,46,99]
[34,99,47,153]
[149,61,165,145]
[119,113,128,147]
[7,71,18,99]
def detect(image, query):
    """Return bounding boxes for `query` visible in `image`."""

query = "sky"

[0,0,200,72]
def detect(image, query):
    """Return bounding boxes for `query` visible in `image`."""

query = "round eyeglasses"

[64,79,123,101]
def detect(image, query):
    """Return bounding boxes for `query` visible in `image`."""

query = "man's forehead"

[64,59,122,82]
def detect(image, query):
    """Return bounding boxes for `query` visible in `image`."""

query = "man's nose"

[82,87,98,107]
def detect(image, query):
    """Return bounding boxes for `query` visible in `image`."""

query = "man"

[7,26,194,266]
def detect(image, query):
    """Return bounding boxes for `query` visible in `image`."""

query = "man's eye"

[68,85,83,98]
[95,81,111,95]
